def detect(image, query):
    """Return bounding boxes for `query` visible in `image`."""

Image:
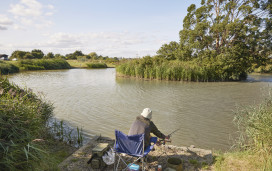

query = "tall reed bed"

[19,59,71,71]
[116,58,246,81]
[231,92,272,169]
[0,78,82,170]
[0,61,19,75]
[0,78,53,170]
[234,93,272,152]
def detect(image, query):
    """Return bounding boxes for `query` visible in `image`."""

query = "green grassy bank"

[0,61,19,75]
[18,59,71,70]
[1,59,71,75]
[214,93,272,170]
[116,57,247,81]
[0,78,77,170]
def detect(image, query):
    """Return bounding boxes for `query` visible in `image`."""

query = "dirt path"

[59,136,214,171]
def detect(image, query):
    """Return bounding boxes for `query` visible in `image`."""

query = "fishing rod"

[168,128,180,137]
[156,128,180,145]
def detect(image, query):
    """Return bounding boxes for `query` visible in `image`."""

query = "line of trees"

[9,50,120,62]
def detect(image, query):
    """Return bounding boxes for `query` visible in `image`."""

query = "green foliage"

[18,59,71,71]
[88,52,99,60]
[10,50,27,60]
[233,93,272,152]
[44,52,55,59]
[116,57,247,81]
[10,49,45,60]
[66,50,84,60]
[0,61,19,75]
[0,78,83,170]
[86,62,107,69]
[155,0,271,79]
[31,49,44,59]
[157,41,181,60]
[0,78,53,170]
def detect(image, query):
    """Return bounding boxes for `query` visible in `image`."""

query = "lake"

[8,69,272,150]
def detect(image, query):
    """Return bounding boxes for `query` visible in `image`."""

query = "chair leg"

[114,152,116,171]
[115,155,121,171]
[142,157,144,171]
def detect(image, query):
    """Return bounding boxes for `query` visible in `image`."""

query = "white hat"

[141,108,152,119]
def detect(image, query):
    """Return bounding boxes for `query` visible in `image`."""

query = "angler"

[128,108,170,148]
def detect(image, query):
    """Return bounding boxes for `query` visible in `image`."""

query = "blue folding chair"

[113,130,157,171]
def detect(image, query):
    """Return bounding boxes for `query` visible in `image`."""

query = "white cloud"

[0,31,164,57]
[8,0,55,30]
[47,4,54,10]
[0,15,13,25]
[13,24,26,30]
[45,12,54,16]
[0,26,8,30]
[0,14,13,31]
[9,0,43,17]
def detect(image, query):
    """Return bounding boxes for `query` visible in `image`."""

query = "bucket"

[167,157,183,171]
[128,163,140,171]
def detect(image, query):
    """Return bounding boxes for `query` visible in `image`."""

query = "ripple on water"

[8,70,272,151]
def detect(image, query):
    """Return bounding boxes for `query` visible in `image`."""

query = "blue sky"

[0,0,200,57]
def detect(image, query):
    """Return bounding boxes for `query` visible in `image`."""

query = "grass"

[0,78,80,170]
[214,150,272,171]
[0,61,19,75]
[214,92,272,170]
[67,60,88,68]
[18,59,71,71]
[67,60,115,68]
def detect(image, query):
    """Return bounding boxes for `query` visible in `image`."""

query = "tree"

[179,0,270,60]
[10,50,27,60]
[31,49,44,59]
[55,54,65,59]
[23,52,34,59]
[157,41,180,60]
[45,52,54,59]
[89,52,98,60]
[65,53,75,60]
[73,50,84,57]
[157,0,270,80]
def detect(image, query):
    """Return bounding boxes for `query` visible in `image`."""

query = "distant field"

[67,60,116,68]
[67,60,88,68]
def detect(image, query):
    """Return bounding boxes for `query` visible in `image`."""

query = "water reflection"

[8,69,272,150]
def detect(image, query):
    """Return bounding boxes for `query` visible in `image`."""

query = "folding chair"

[113,130,157,171]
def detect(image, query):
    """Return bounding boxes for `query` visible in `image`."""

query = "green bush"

[19,59,71,71]
[0,61,19,75]
[254,64,272,73]
[86,62,107,68]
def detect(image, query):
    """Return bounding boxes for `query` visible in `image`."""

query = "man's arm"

[150,121,166,139]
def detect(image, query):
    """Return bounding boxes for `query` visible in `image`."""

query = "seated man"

[128,108,169,148]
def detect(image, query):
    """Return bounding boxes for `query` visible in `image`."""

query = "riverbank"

[0,78,79,170]
[59,136,213,171]
[59,135,272,171]
[1,59,115,75]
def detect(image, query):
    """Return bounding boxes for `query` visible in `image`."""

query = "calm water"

[8,69,272,150]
